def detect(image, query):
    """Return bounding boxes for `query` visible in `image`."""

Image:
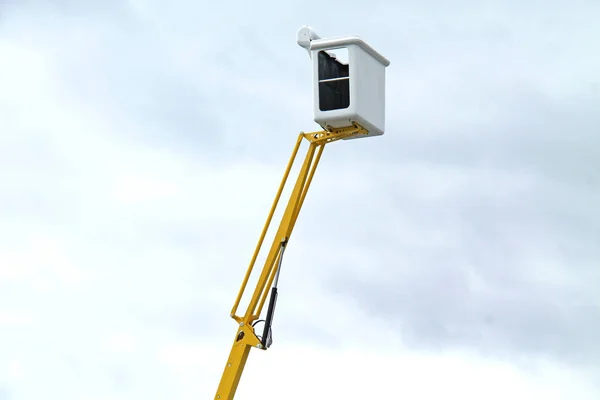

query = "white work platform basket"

[298,27,391,139]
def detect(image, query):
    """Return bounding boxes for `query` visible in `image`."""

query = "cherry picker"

[214,26,390,400]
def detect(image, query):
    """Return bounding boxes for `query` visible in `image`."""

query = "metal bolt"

[240,322,244,326]
[227,363,231,367]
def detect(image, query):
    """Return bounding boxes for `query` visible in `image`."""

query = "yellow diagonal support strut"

[214,123,368,400]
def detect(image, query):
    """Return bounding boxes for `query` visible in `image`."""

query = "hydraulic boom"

[214,123,368,400]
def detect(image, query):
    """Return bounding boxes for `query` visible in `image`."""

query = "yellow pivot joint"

[304,122,368,144]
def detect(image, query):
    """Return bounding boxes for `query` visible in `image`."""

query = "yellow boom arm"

[214,123,368,400]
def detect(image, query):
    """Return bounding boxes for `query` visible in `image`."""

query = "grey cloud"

[333,259,600,366]
[320,158,600,365]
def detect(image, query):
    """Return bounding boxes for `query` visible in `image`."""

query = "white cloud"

[1,1,598,399]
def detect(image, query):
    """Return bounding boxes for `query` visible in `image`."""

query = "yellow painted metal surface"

[214,123,368,400]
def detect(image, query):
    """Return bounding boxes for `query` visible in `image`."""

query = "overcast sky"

[1,1,599,399]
